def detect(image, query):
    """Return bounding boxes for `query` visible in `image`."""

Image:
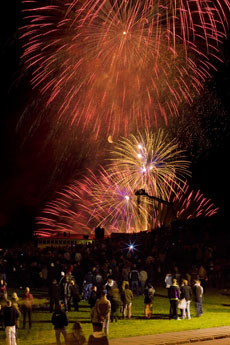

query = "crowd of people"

[0,225,229,344]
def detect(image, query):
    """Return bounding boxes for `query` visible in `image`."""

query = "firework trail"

[36,180,94,237]
[21,0,230,137]
[108,129,190,200]
[36,168,150,235]
[151,180,219,228]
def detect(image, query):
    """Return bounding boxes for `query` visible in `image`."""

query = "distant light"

[138,144,142,150]
[137,153,142,159]
[123,31,127,35]
[142,166,147,173]
[149,165,153,170]
[125,195,130,201]
[129,244,134,250]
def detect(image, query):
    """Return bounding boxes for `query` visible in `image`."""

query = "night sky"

[1,1,230,243]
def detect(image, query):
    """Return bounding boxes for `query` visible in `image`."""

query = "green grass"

[1,287,230,344]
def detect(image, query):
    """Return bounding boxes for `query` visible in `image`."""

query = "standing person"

[0,304,4,330]
[180,279,192,319]
[168,279,180,320]
[21,287,33,329]
[58,272,66,303]
[139,268,148,295]
[51,304,68,345]
[0,279,8,301]
[88,286,98,309]
[129,265,139,295]
[198,265,208,292]
[88,322,109,345]
[121,266,130,292]
[165,271,173,291]
[49,279,60,313]
[144,283,155,319]
[91,291,111,336]
[63,278,72,312]
[70,280,80,311]
[121,284,133,319]
[11,293,21,329]
[83,270,93,301]
[105,278,117,302]
[110,287,121,322]
[3,300,19,345]
[193,280,204,317]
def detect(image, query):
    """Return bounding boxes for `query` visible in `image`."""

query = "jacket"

[51,310,68,329]
[3,306,19,327]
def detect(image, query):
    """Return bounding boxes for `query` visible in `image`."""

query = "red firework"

[21,0,230,137]
[151,180,219,228]
[35,180,94,237]
[36,171,218,236]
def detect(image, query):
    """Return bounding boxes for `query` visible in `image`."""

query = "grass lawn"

[1,287,230,344]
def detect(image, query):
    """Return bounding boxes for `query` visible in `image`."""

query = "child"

[67,321,86,345]
[88,322,109,345]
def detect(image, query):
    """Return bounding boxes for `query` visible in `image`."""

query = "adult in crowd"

[70,279,80,311]
[83,270,93,301]
[63,278,72,312]
[3,300,19,345]
[193,280,204,317]
[180,279,192,319]
[144,283,155,319]
[21,287,34,329]
[168,278,180,320]
[121,266,130,292]
[11,292,21,329]
[51,303,68,345]
[89,286,98,309]
[110,287,121,322]
[129,265,139,295]
[91,290,111,336]
[0,304,4,330]
[0,279,8,301]
[139,267,148,295]
[198,264,208,292]
[121,284,133,319]
[164,271,173,291]
[105,278,117,302]
[49,279,60,313]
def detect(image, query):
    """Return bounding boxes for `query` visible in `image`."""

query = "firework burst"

[79,168,152,233]
[108,129,190,200]
[21,0,230,137]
